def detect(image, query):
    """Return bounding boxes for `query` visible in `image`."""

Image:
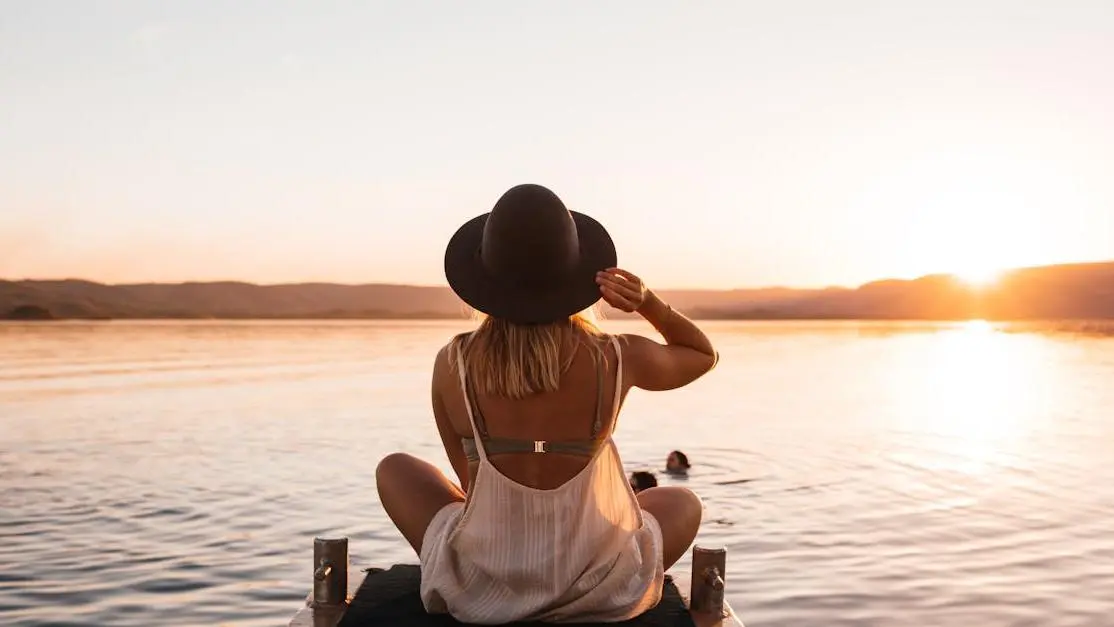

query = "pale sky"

[2,1,1112,289]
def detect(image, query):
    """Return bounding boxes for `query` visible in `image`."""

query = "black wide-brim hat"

[444,184,617,324]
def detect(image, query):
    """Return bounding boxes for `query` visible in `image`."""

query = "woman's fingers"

[601,269,643,296]
[599,284,626,303]
[599,285,635,311]
[596,273,626,291]
[613,278,642,302]
[596,271,641,300]
[608,268,641,283]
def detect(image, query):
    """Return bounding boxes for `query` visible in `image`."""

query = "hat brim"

[444,211,617,324]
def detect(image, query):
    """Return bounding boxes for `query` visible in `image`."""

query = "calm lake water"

[1,320,1112,627]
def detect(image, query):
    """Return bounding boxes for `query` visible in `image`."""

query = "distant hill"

[693,261,1114,320]
[2,260,1113,320]
[0,280,467,320]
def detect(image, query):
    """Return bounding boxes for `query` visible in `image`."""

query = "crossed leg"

[636,486,703,569]
[377,452,702,570]
[376,453,465,555]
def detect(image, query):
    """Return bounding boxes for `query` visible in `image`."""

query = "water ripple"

[1,320,1113,626]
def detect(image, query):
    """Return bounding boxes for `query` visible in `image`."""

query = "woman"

[376,183,718,624]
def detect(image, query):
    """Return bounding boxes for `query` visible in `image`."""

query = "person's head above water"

[666,450,691,474]
[443,183,618,398]
[629,471,658,494]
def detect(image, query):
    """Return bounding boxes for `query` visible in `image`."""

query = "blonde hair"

[460,306,604,400]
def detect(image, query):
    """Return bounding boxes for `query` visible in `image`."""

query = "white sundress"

[418,335,665,624]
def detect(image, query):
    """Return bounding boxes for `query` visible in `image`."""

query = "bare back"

[435,332,627,491]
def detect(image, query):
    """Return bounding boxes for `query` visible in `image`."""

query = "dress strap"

[463,371,490,437]
[453,335,488,460]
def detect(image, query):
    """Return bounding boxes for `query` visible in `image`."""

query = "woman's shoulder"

[606,332,649,350]
[436,332,473,365]
[432,333,471,388]
[604,332,668,365]
[439,331,472,348]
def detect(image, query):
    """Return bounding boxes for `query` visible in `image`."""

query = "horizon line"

[3,257,1111,293]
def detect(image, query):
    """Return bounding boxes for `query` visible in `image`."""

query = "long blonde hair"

[460,307,604,400]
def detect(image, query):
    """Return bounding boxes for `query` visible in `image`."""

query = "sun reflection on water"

[892,319,1046,477]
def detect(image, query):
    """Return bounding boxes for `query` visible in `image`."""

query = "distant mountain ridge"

[2,260,1113,320]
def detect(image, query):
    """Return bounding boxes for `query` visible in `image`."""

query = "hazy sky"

[2,1,1112,289]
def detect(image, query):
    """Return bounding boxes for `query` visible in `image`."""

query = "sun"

[955,264,1004,288]
[946,251,1008,288]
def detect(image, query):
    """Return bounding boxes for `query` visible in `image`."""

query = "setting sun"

[955,264,1004,288]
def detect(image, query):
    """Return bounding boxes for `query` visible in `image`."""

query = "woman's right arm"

[597,269,718,391]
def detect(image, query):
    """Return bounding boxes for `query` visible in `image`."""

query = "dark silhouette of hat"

[444,184,617,324]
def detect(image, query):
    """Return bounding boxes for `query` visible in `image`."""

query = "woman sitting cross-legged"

[376,183,719,624]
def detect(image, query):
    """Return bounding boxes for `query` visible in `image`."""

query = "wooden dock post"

[312,537,349,608]
[689,545,727,618]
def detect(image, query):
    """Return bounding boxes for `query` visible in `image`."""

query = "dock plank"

[671,571,745,627]
[289,567,743,627]
[288,567,361,627]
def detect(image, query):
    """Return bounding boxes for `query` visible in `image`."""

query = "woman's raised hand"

[596,268,647,313]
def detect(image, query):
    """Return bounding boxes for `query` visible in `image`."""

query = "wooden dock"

[289,539,743,627]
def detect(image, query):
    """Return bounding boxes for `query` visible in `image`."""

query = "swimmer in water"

[665,450,691,475]
[628,471,658,494]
